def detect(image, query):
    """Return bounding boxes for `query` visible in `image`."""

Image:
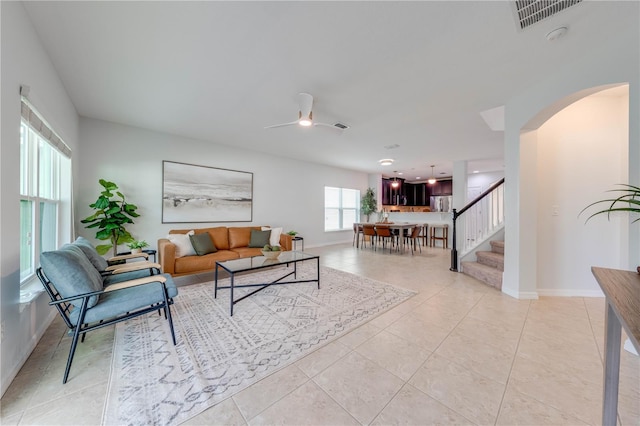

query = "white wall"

[77,117,369,250]
[503,14,639,298]
[467,171,504,198]
[535,92,627,296]
[0,2,80,395]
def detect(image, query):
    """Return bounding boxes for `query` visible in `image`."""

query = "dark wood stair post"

[450,208,459,272]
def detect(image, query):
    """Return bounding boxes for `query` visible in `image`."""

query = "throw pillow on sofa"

[167,230,196,257]
[249,229,271,248]
[261,226,283,247]
[189,233,217,256]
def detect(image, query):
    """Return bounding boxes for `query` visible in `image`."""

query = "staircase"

[461,240,504,290]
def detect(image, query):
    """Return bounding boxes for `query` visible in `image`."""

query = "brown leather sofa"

[158,226,292,277]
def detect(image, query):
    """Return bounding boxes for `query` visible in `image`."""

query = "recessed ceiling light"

[378,159,394,166]
[398,172,403,175]
[415,177,420,179]
[473,170,480,174]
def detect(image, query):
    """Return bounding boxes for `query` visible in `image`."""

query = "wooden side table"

[116,249,157,262]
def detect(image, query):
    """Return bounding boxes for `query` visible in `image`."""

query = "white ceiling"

[22,1,637,181]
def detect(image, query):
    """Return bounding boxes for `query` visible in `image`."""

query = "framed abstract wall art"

[162,160,253,223]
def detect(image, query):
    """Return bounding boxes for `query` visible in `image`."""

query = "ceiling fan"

[264,92,347,131]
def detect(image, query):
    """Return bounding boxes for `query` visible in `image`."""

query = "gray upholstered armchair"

[37,240,178,383]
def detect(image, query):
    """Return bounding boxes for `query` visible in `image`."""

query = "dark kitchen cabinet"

[430,179,453,196]
[405,183,427,206]
[382,178,405,205]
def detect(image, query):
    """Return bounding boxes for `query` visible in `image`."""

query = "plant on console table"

[361,188,377,222]
[581,183,640,273]
[81,179,140,257]
[127,240,149,254]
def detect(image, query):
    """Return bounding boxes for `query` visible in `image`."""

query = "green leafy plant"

[286,231,298,236]
[127,240,149,250]
[81,179,139,257]
[581,184,640,223]
[361,187,377,222]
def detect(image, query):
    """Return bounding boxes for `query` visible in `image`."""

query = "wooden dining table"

[354,222,420,252]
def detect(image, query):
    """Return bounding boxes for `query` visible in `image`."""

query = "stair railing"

[450,178,505,271]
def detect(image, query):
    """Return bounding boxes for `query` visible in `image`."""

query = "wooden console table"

[591,267,640,426]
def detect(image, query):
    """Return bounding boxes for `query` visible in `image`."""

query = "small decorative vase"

[131,248,142,254]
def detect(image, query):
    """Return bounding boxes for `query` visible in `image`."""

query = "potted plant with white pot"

[127,240,149,254]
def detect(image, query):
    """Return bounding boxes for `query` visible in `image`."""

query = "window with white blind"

[20,99,72,284]
[324,186,360,231]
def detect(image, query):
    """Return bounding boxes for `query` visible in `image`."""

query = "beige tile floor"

[2,243,639,425]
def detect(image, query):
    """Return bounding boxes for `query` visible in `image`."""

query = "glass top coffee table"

[214,251,320,316]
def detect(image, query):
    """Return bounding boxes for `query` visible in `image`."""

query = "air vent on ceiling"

[514,0,582,30]
[334,122,349,129]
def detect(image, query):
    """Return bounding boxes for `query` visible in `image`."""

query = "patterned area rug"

[103,264,415,425]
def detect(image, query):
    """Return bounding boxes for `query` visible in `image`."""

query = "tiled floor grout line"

[492,295,533,425]
[583,297,606,365]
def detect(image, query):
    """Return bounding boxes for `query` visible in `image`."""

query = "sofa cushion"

[228,226,260,249]
[248,229,271,248]
[72,236,109,271]
[230,247,263,258]
[40,245,104,308]
[189,232,217,256]
[167,230,196,257]
[69,273,178,326]
[204,227,230,250]
[174,250,239,274]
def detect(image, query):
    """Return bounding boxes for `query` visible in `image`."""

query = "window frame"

[19,117,69,285]
[324,186,360,232]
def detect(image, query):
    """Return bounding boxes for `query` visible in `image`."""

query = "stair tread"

[476,251,503,259]
[476,250,504,271]
[490,240,504,254]
[461,261,503,290]
[461,260,503,275]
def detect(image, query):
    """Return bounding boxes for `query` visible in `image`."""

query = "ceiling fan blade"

[264,121,299,129]
[314,122,344,133]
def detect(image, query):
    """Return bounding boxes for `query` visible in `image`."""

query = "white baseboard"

[537,288,605,297]
[1,310,56,397]
[501,286,539,300]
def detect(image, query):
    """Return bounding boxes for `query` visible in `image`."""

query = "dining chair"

[362,224,376,249]
[405,226,422,254]
[374,225,394,253]
[353,223,363,247]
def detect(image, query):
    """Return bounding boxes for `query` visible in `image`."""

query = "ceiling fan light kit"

[298,110,312,126]
[265,92,344,132]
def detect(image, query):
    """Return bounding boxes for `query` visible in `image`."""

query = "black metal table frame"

[214,253,320,316]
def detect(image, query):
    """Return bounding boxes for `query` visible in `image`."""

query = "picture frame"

[162,160,253,223]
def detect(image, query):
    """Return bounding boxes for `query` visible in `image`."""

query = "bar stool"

[430,224,449,249]
[419,223,429,246]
